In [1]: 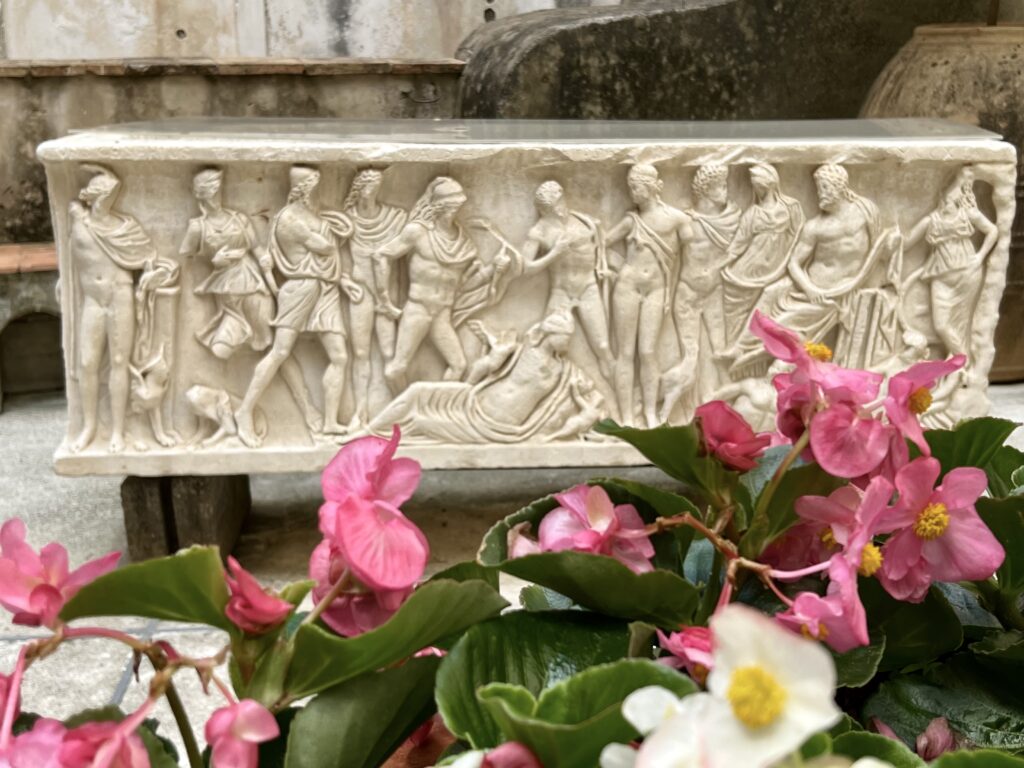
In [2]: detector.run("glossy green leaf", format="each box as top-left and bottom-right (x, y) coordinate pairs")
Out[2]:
(986, 444), (1024, 498)
(284, 658), (440, 768)
(259, 708), (300, 768)
(478, 659), (696, 768)
(931, 751), (1024, 767)
(428, 560), (500, 591)
(520, 585), (575, 612)
(593, 420), (727, 499)
(436, 611), (630, 748)
(970, 630), (1024, 664)
(832, 731), (925, 767)
(278, 581), (315, 608)
(924, 417), (1019, 476)
(863, 654), (1024, 752)
(478, 493), (699, 627)
(60, 546), (233, 632)
(740, 461), (844, 558)
(935, 583), (1002, 639)
(860, 580), (963, 671)
(978, 497), (1024, 593)
(799, 732), (833, 759)
(833, 631), (886, 688)
(284, 579), (507, 701)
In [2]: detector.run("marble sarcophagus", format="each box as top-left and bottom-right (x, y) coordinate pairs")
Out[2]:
(37, 118), (1016, 475)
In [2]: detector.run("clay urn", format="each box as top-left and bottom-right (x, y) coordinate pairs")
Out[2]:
(861, 5), (1024, 381)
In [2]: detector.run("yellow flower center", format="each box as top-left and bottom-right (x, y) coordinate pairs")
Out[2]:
(908, 386), (933, 415)
(859, 543), (883, 577)
(914, 502), (950, 540)
(804, 341), (833, 362)
(800, 622), (829, 641)
(727, 665), (787, 729)
(818, 527), (837, 549)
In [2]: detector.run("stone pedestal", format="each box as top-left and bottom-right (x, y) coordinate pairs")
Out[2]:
(38, 118), (1016, 481)
(121, 474), (250, 560)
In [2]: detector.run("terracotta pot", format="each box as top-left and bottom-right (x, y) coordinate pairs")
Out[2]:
(862, 24), (1024, 381)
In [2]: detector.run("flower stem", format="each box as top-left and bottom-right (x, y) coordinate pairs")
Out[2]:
(0, 646), (27, 750)
(165, 681), (204, 768)
(753, 430), (810, 522)
(63, 625), (150, 652)
(302, 568), (355, 627)
(770, 560), (831, 581)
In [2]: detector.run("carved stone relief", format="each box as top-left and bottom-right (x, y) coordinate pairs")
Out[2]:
(38, 120), (1016, 474)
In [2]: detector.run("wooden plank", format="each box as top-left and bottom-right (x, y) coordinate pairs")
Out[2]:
(0, 243), (58, 274)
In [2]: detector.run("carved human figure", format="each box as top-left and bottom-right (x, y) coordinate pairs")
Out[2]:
(369, 312), (604, 443)
(516, 180), (616, 399)
(182, 168), (275, 360)
(903, 167), (998, 358)
(727, 164), (895, 374)
(68, 165), (179, 453)
(374, 177), (481, 390)
(605, 164), (693, 427)
(341, 169), (408, 427)
(721, 164), (805, 346)
(234, 166), (363, 446)
(660, 164), (743, 421)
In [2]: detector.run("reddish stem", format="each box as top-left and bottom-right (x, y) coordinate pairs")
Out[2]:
(0, 646), (27, 750)
(770, 560), (831, 581)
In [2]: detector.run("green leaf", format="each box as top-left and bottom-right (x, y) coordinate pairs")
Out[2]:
(284, 579), (507, 701)
(478, 493), (700, 627)
(978, 497), (1024, 593)
(863, 654), (1024, 752)
(740, 461), (844, 558)
(436, 610), (630, 748)
(832, 731), (925, 767)
(935, 583), (1003, 639)
(478, 659), (696, 768)
(800, 732), (833, 759)
(931, 751), (1024, 767)
(986, 444), (1024, 498)
(971, 630), (1024, 664)
(833, 631), (886, 688)
(278, 581), (315, 608)
(284, 657), (440, 768)
(520, 585), (575, 612)
(259, 708), (300, 768)
(60, 546), (233, 632)
(593, 420), (727, 499)
(860, 580), (963, 671)
(428, 560), (500, 591)
(925, 417), (1019, 476)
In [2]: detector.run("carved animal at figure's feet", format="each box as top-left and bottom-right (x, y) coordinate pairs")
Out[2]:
(659, 361), (697, 424)
(186, 385), (267, 448)
(129, 347), (178, 448)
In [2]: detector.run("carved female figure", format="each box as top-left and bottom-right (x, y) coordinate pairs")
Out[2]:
(341, 169), (408, 427)
(721, 163), (805, 346)
(605, 164), (692, 427)
(183, 169), (274, 360)
(904, 167), (998, 358)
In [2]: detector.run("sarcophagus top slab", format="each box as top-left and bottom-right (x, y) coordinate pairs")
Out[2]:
(37, 118), (1016, 476)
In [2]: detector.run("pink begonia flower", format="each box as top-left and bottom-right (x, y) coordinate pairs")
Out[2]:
(871, 718), (900, 741)
(0, 672), (18, 729)
(538, 485), (654, 574)
(885, 356), (966, 455)
(506, 522), (541, 559)
(760, 520), (837, 572)
(776, 555), (869, 652)
(205, 700), (279, 768)
(1, 718), (65, 768)
(795, 476), (895, 575)
(318, 428), (429, 593)
(750, 312), (890, 478)
(656, 626), (713, 684)
(694, 401), (771, 471)
(60, 720), (149, 768)
(879, 457), (1003, 603)
(308, 540), (410, 637)
(224, 556), (292, 635)
(0, 519), (119, 628)
(916, 717), (957, 760)
(481, 742), (543, 768)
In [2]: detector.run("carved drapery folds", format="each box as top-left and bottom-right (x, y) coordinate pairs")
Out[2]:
(39, 121), (1016, 474)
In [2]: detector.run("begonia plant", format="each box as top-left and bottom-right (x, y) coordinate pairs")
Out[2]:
(2, 312), (1024, 767)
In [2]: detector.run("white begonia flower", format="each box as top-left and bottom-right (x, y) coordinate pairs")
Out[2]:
(600, 742), (640, 768)
(432, 752), (485, 768)
(700, 604), (842, 768)
(623, 686), (690, 736)
(850, 760), (896, 768)
(602, 686), (711, 768)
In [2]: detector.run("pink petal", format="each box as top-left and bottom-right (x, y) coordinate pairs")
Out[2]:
(62, 551), (120, 594)
(551, 485), (591, 522)
(894, 457), (941, 515)
(810, 404), (891, 478)
(880, 528), (924, 582)
(229, 700), (280, 743)
(0, 519), (44, 579)
(819, 368), (883, 405)
(610, 542), (655, 573)
(0, 558), (38, 614)
(538, 507), (590, 552)
(924, 510), (1004, 582)
(795, 486), (861, 543)
(321, 431), (394, 502)
(936, 467), (988, 512)
(482, 742), (543, 768)
(210, 737), (258, 768)
(917, 717), (957, 760)
(584, 486), (617, 532)
(333, 497), (429, 591)
(507, 522), (541, 558)
(749, 311), (805, 364)
(205, 707), (235, 744)
(27, 584), (65, 628)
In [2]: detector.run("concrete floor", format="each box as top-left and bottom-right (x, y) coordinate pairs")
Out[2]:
(1, 387), (1023, 758)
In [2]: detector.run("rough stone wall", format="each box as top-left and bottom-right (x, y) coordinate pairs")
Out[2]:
(0, 65), (460, 243)
(457, 0), (992, 119)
